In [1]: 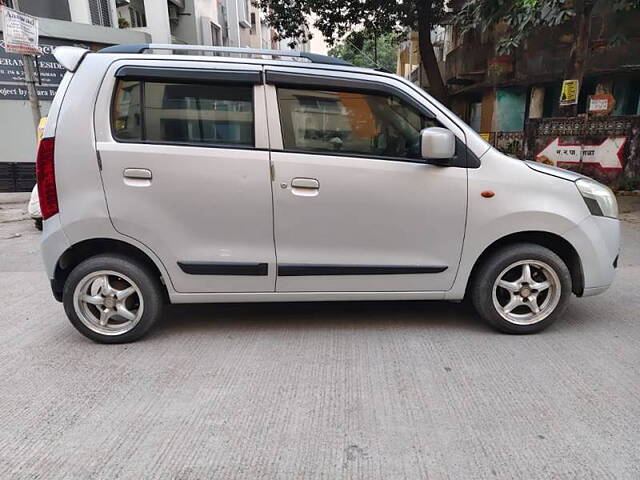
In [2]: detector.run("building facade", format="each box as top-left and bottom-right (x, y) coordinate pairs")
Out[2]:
(115, 0), (277, 49)
(441, 1), (640, 183)
(396, 3), (640, 184)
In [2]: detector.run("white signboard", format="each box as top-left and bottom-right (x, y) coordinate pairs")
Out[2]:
(589, 98), (609, 112)
(1, 6), (39, 55)
(536, 137), (626, 170)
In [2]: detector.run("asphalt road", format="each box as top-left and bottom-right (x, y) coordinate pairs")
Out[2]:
(1, 197), (639, 479)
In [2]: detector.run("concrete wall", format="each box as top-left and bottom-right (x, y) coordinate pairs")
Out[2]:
(19, 0), (71, 21)
(223, 0), (250, 47)
(194, 0), (220, 45)
(526, 116), (640, 185)
(131, 0), (172, 43)
(1, 100), (51, 163)
(480, 90), (495, 133)
(170, 0), (197, 44)
(34, 17), (150, 44)
(68, 0), (92, 24)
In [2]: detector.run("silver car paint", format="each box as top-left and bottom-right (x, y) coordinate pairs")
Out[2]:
(443, 150), (616, 300)
(43, 55), (172, 288)
(93, 60), (276, 293)
(41, 51), (620, 304)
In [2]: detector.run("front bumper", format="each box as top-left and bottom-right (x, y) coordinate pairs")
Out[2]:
(563, 215), (620, 297)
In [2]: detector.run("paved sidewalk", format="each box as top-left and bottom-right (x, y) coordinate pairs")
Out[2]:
(0, 192), (30, 204)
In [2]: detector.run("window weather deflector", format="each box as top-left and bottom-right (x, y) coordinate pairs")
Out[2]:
(114, 66), (262, 85)
(264, 70), (436, 119)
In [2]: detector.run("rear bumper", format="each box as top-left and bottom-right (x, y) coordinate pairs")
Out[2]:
(563, 215), (620, 296)
(41, 214), (70, 297)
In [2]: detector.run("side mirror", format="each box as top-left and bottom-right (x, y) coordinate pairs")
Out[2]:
(420, 127), (455, 164)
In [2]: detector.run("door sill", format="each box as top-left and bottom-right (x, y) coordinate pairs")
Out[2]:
(168, 290), (446, 304)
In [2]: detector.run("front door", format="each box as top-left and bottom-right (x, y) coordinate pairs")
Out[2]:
(96, 62), (276, 293)
(268, 78), (468, 292)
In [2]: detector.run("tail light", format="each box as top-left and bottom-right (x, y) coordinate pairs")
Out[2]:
(36, 137), (59, 220)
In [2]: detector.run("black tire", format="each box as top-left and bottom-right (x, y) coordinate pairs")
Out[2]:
(470, 243), (572, 334)
(34, 218), (42, 231)
(63, 254), (164, 343)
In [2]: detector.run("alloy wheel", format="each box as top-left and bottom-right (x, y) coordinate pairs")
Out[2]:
(73, 270), (144, 336)
(492, 260), (561, 326)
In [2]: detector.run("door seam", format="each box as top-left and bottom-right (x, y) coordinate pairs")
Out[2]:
(262, 67), (279, 293)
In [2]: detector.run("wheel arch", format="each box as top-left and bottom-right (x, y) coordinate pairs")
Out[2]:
(465, 231), (584, 299)
(51, 238), (169, 302)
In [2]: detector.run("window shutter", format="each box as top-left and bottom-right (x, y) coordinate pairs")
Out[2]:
(88, 0), (112, 27)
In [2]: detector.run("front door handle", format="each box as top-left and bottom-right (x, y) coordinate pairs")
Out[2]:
(291, 178), (319, 189)
(124, 168), (152, 179)
(123, 168), (152, 187)
(290, 177), (319, 197)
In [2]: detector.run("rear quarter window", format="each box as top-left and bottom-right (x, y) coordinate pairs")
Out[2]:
(111, 79), (254, 148)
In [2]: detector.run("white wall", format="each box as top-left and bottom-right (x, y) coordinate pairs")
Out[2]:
(136, 0), (172, 43)
(307, 24), (328, 55)
(222, 0), (251, 47)
(194, 0), (220, 45)
(67, 0), (92, 24)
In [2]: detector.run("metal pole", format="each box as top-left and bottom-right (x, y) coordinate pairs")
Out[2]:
(11, 0), (41, 132)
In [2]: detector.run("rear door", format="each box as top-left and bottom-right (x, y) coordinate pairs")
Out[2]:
(94, 61), (276, 293)
(266, 68), (468, 293)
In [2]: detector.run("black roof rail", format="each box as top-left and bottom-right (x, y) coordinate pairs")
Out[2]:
(98, 43), (352, 66)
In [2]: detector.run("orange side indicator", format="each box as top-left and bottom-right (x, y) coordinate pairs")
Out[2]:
(481, 190), (495, 198)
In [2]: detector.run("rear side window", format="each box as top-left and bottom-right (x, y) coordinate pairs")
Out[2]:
(112, 80), (254, 147)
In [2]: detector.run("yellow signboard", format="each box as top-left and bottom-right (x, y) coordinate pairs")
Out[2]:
(480, 133), (491, 142)
(37, 117), (47, 145)
(560, 79), (579, 106)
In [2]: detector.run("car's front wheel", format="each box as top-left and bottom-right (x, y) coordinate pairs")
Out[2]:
(471, 243), (572, 334)
(63, 254), (163, 343)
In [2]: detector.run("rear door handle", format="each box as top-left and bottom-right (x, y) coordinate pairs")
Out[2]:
(123, 168), (152, 187)
(290, 177), (319, 197)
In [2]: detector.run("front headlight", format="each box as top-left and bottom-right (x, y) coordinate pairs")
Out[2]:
(575, 178), (618, 219)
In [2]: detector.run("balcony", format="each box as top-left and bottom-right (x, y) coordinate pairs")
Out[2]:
(444, 42), (492, 86)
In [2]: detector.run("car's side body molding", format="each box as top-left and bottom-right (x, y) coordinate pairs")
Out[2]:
(277, 264), (448, 276)
(178, 261), (269, 276)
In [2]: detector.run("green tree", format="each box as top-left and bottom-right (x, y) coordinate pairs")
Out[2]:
(328, 30), (401, 73)
(455, 0), (640, 116)
(256, 0), (449, 105)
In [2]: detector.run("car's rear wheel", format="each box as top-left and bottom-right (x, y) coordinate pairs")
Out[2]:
(471, 243), (572, 334)
(63, 254), (163, 343)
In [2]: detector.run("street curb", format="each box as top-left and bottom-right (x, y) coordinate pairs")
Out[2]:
(0, 193), (30, 204)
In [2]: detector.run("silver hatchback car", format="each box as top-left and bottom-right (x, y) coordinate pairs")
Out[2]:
(38, 44), (620, 343)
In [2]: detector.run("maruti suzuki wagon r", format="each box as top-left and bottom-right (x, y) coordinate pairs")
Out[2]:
(37, 44), (620, 343)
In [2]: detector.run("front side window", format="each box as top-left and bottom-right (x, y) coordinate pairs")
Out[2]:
(277, 88), (440, 159)
(112, 79), (254, 148)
